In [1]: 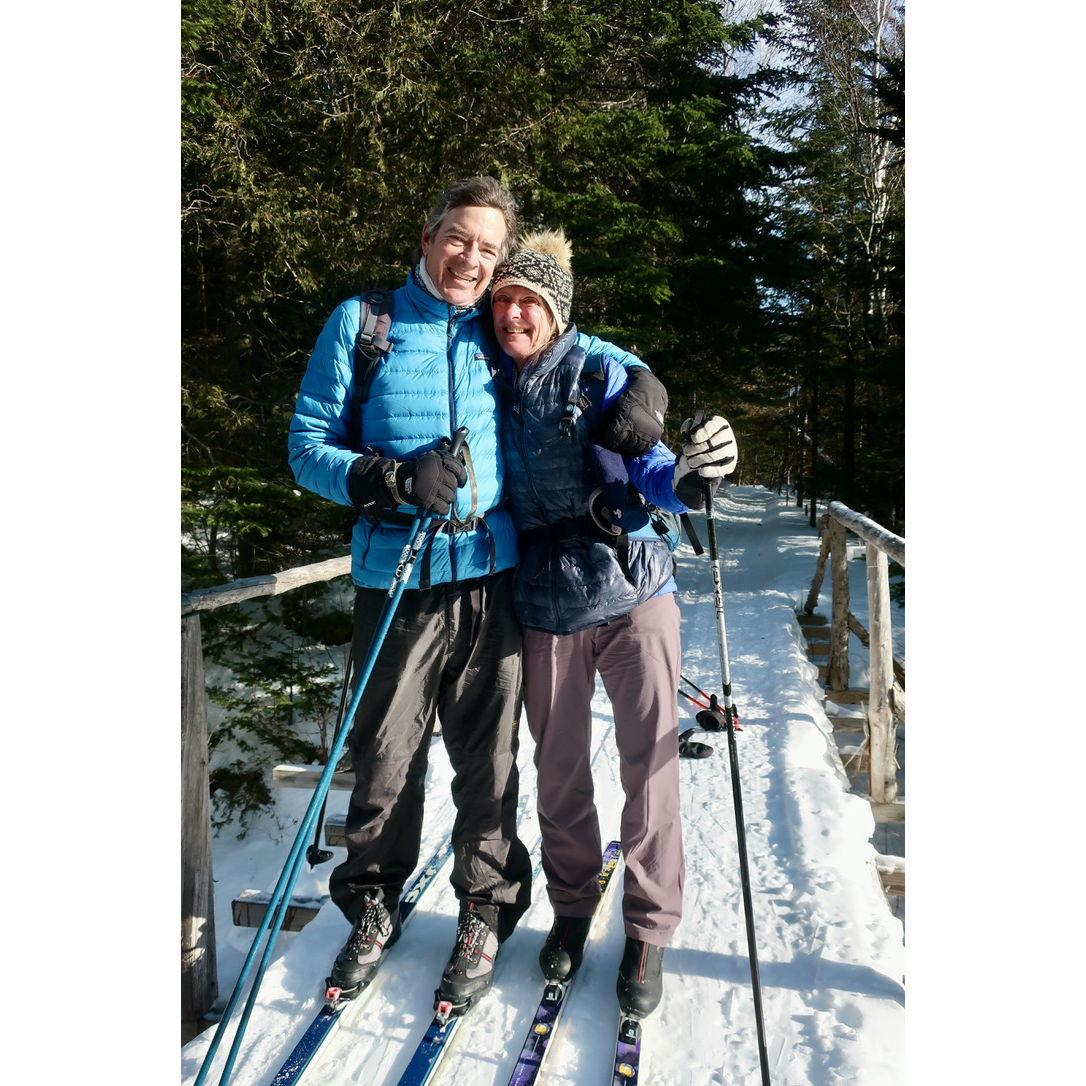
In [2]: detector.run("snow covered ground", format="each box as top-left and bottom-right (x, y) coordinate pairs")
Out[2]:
(183, 486), (905, 1085)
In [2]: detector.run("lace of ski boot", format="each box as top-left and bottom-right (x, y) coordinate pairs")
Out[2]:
(343, 893), (392, 959)
(451, 909), (491, 967)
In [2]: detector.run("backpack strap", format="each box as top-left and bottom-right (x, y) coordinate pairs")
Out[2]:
(554, 347), (596, 438)
(349, 290), (394, 452)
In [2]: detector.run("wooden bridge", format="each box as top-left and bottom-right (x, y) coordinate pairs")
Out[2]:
(797, 501), (905, 916)
(181, 493), (906, 1041)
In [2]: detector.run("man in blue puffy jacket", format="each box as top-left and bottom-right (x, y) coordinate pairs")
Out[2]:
(287, 177), (660, 1013)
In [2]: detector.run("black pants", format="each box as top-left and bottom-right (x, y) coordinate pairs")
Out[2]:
(329, 570), (532, 940)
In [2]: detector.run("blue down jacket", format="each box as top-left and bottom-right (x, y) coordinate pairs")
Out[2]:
(288, 272), (646, 590)
(499, 324), (688, 634)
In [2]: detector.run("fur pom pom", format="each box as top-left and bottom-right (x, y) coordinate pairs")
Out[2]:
(519, 228), (573, 274)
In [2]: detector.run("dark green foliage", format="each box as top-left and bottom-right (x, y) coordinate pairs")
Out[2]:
(209, 762), (272, 836)
(203, 595), (350, 825)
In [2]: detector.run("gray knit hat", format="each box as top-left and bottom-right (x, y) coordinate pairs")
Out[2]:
(490, 228), (574, 330)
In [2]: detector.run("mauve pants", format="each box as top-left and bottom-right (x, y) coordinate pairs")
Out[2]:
(522, 592), (684, 946)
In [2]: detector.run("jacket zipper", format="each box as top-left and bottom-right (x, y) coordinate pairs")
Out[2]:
(512, 371), (559, 631)
(447, 311), (458, 582)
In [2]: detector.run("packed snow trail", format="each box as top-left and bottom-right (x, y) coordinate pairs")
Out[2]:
(183, 486), (905, 1086)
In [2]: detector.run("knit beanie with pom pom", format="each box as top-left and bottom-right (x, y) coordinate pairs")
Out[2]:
(490, 228), (574, 330)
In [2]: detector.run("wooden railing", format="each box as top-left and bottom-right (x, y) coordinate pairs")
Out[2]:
(804, 501), (905, 807)
(180, 554), (351, 1022)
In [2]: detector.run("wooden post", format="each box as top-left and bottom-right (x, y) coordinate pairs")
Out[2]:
(865, 543), (897, 803)
(182, 614), (217, 1020)
(803, 515), (831, 614)
(827, 518), (849, 691)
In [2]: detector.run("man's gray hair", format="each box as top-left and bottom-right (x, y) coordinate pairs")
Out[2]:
(424, 176), (519, 260)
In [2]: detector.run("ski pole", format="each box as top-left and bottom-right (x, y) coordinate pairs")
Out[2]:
(680, 672), (712, 703)
(306, 643), (355, 868)
(677, 685), (711, 710)
(196, 429), (469, 1086)
(698, 471), (771, 1086)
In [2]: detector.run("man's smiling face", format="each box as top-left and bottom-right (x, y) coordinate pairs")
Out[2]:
(421, 205), (507, 307)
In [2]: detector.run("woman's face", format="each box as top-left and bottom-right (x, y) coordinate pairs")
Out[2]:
(492, 286), (558, 364)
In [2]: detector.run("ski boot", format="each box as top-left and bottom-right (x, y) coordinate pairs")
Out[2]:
(325, 891), (400, 1007)
(539, 915), (593, 982)
(434, 902), (500, 1020)
(615, 936), (665, 1018)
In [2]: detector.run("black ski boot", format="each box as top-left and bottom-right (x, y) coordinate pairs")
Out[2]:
(616, 936), (665, 1018)
(326, 891), (400, 1004)
(539, 915), (593, 982)
(434, 903), (500, 1015)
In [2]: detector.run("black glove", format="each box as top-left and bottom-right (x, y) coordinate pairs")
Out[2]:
(678, 728), (713, 759)
(391, 448), (468, 516)
(599, 369), (668, 456)
(346, 455), (397, 518)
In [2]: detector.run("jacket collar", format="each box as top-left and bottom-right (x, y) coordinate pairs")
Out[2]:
(402, 268), (486, 324)
(504, 323), (579, 385)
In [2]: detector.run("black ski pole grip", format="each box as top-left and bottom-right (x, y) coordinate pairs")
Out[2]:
(449, 427), (469, 458)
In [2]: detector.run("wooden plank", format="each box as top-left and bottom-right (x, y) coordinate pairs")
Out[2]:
(828, 519), (850, 691)
(797, 612), (828, 627)
(817, 665), (828, 681)
(878, 868), (905, 895)
(272, 764), (355, 791)
(829, 715), (867, 733)
(866, 543), (897, 804)
(181, 554), (352, 616)
(827, 501), (906, 567)
(325, 812), (348, 848)
(869, 800), (905, 823)
(804, 626), (831, 642)
(835, 717), (902, 739)
(806, 642), (830, 658)
(823, 687), (870, 705)
(231, 890), (327, 932)
(181, 615), (217, 1020)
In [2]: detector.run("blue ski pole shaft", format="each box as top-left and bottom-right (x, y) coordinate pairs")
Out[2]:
(702, 480), (771, 1086)
(196, 430), (469, 1086)
(195, 515), (425, 1086)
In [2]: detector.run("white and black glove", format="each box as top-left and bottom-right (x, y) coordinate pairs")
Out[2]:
(673, 414), (738, 510)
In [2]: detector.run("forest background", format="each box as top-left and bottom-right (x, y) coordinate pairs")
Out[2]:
(181, 0), (905, 822)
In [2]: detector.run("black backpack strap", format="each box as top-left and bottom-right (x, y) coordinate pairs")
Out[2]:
(349, 290), (394, 451)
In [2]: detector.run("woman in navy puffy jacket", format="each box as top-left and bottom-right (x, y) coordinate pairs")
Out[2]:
(491, 229), (738, 1019)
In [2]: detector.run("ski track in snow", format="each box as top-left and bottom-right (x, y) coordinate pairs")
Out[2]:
(182, 487), (905, 1086)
